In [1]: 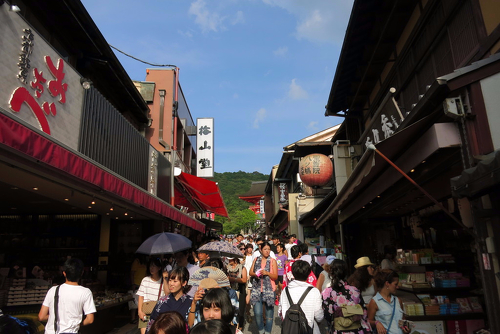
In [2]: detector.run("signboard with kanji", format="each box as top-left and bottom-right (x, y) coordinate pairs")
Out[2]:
(196, 118), (214, 177)
(0, 6), (84, 150)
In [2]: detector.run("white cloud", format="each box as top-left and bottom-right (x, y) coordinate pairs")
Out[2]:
(288, 79), (308, 100)
(273, 46), (288, 57)
(232, 11), (245, 25)
(188, 1), (245, 33)
(177, 30), (194, 38)
(253, 108), (267, 128)
(189, 0), (224, 32)
(307, 121), (319, 131)
(261, 0), (354, 44)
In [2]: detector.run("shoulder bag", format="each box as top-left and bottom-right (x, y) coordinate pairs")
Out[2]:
(141, 279), (163, 315)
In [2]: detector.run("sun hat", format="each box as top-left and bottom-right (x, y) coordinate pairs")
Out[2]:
(354, 256), (375, 268)
(326, 255), (337, 265)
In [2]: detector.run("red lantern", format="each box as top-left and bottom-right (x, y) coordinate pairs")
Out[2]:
(299, 154), (333, 187)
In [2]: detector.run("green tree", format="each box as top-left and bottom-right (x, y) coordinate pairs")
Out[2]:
(211, 171), (268, 234)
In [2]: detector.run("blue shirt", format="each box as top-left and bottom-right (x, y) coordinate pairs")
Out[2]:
(146, 293), (192, 333)
(373, 292), (404, 334)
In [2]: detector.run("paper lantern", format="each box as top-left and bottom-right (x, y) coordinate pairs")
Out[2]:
(299, 154), (333, 187)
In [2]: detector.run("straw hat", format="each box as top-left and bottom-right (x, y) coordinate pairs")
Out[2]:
(354, 256), (375, 268)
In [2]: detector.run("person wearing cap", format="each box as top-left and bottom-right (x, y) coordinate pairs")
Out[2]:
(315, 254), (336, 292)
(347, 257), (377, 305)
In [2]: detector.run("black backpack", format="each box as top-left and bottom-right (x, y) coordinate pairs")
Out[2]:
(311, 255), (323, 278)
(281, 286), (314, 334)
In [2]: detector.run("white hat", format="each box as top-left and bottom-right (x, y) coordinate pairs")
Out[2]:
(326, 255), (336, 265)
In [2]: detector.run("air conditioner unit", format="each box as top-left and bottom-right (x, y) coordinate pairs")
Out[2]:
(443, 97), (464, 119)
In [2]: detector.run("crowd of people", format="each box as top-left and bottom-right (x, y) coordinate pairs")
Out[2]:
(126, 234), (412, 334)
(0, 235), (411, 334)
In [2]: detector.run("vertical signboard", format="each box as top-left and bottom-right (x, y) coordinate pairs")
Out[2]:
(259, 199), (265, 214)
(0, 6), (84, 150)
(278, 182), (288, 203)
(196, 118), (214, 177)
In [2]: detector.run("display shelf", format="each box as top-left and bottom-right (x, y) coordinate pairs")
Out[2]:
(400, 286), (473, 294)
(406, 313), (485, 321)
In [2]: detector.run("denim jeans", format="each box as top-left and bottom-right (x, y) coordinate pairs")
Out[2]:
(253, 295), (274, 334)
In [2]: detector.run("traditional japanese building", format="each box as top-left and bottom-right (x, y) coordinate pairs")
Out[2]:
(312, 0), (500, 331)
(264, 125), (340, 241)
(0, 1), (224, 328)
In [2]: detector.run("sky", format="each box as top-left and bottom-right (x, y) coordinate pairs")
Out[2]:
(81, 0), (353, 173)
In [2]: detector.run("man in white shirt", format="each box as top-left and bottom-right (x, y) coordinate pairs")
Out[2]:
(285, 235), (295, 260)
(279, 260), (324, 334)
(39, 258), (96, 334)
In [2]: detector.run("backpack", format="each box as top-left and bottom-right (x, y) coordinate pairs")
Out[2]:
(281, 286), (314, 334)
(310, 255), (323, 278)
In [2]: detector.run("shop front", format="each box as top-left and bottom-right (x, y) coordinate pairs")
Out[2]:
(0, 2), (207, 331)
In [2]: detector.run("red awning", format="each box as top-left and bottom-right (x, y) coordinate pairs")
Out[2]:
(0, 112), (205, 232)
(175, 172), (228, 217)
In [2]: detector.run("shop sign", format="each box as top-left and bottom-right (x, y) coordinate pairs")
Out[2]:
(0, 7), (84, 150)
(148, 147), (158, 196)
(259, 199), (264, 214)
(360, 90), (404, 150)
(278, 182), (288, 203)
(196, 118), (214, 177)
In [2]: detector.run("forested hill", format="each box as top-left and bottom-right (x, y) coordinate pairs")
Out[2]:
(212, 171), (268, 234)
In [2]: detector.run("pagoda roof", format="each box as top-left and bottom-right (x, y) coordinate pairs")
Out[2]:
(238, 181), (267, 203)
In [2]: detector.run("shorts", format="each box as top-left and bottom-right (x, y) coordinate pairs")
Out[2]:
(277, 275), (283, 284)
(138, 315), (149, 329)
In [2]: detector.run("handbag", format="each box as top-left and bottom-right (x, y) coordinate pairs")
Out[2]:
(141, 279), (163, 315)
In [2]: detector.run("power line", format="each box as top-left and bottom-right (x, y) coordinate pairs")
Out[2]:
(109, 44), (177, 68)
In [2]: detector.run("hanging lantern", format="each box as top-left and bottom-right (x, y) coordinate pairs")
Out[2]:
(299, 153), (333, 187)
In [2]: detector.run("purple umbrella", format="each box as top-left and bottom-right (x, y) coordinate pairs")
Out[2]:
(136, 232), (192, 255)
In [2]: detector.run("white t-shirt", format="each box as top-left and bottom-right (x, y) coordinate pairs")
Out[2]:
(285, 243), (294, 260)
(42, 283), (96, 334)
(137, 276), (164, 302)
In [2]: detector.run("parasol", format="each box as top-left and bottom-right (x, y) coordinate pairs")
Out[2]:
(197, 241), (244, 258)
(136, 232), (192, 255)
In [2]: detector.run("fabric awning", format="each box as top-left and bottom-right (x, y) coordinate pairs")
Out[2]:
(315, 119), (460, 228)
(175, 172), (228, 217)
(200, 218), (223, 232)
(0, 112), (205, 232)
(451, 149), (500, 198)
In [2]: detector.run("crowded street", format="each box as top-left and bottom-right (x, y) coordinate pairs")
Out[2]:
(1, 0), (500, 334)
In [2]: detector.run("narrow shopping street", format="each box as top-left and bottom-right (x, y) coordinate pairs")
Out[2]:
(1, 0), (500, 334)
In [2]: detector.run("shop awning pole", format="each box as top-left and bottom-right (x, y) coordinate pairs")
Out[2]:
(367, 144), (475, 238)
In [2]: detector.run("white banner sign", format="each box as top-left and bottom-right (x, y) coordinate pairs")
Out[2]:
(196, 118), (214, 177)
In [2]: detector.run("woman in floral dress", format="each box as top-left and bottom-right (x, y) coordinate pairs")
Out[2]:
(322, 259), (372, 334)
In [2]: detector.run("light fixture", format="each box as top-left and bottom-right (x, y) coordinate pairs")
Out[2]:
(64, 198), (69, 201)
(124, 212), (128, 216)
(91, 198), (96, 205)
(110, 206), (114, 211)
(9, 4), (21, 12)
(80, 77), (93, 90)
(33, 187), (38, 191)
(88, 206), (92, 209)
(410, 169), (415, 173)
